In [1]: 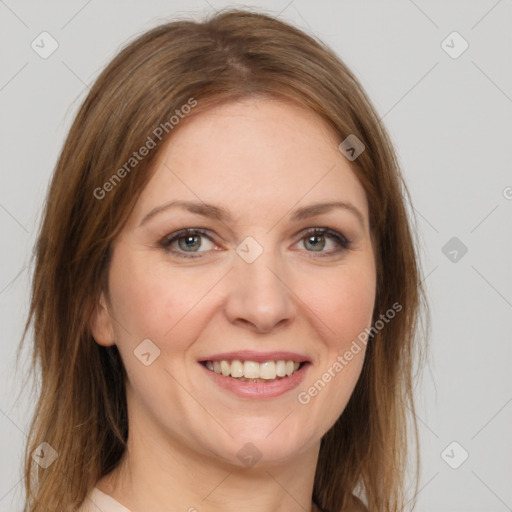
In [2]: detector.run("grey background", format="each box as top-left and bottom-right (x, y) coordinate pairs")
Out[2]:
(1, 1), (511, 510)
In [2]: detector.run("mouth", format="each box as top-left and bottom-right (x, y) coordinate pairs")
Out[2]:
(198, 357), (311, 399)
(199, 359), (307, 383)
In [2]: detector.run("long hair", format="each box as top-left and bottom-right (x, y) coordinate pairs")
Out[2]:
(19, 8), (428, 511)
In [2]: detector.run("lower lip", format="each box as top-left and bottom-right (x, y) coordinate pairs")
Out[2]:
(199, 362), (311, 399)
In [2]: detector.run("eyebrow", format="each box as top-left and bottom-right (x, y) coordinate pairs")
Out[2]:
(139, 199), (366, 229)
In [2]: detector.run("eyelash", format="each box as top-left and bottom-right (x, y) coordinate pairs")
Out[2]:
(159, 227), (352, 259)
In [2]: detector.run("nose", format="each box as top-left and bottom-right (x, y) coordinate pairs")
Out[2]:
(223, 246), (296, 333)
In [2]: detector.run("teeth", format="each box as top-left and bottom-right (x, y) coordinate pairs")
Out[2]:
(231, 360), (244, 377)
(276, 360), (287, 377)
(204, 359), (302, 380)
(221, 360), (230, 377)
(244, 361), (260, 379)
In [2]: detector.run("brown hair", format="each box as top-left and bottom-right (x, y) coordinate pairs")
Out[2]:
(19, 8), (428, 512)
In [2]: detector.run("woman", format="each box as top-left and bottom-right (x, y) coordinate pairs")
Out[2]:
(21, 8), (428, 512)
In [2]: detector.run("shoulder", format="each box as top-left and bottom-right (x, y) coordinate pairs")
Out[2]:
(76, 487), (130, 512)
(75, 493), (93, 512)
(75, 488), (99, 512)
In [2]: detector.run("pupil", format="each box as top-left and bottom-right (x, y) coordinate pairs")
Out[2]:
(180, 235), (200, 251)
(307, 235), (324, 251)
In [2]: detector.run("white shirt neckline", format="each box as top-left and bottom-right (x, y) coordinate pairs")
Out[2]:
(85, 486), (132, 512)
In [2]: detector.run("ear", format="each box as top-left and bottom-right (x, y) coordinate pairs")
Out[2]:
(89, 291), (115, 347)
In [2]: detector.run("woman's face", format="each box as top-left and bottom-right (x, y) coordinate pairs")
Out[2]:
(92, 97), (376, 468)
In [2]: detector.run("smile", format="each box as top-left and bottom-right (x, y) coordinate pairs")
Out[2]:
(199, 359), (311, 399)
(202, 359), (303, 381)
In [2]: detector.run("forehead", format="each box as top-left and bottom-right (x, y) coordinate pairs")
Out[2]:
(130, 97), (369, 227)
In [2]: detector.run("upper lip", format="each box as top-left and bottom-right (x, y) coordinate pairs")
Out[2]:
(199, 350), (312, 364)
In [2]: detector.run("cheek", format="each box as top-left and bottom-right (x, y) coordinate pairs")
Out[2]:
(333, 281), (375, 346)
(295, 265), (375, 424)
(107, 251), (221, 343)
(298, 261), (376, 349)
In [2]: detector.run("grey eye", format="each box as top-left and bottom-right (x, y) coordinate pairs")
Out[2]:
(178, 234), (203, 251)
(303, 234), (326, 251)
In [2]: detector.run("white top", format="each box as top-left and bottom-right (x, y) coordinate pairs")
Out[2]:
(79, 487), (131, 512)
(80, 487), (329, 512)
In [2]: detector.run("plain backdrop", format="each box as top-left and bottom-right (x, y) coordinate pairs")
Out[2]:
(1, 1), (511, 511)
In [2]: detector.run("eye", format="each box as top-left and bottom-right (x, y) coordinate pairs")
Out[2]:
(294, 228), (352, 256)
(159, 228), (217, 259)
(159, 227), (352, 259)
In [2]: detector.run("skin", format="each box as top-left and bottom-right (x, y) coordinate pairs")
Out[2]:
(90, 96), (375, 512)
